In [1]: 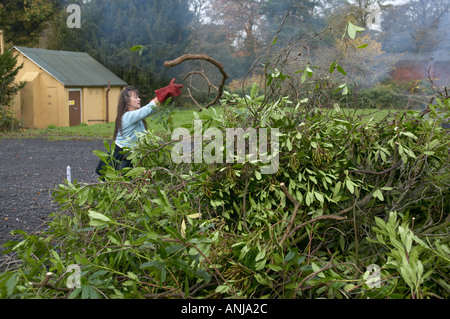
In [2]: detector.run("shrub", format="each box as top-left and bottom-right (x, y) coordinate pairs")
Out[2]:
(0, 106), (23, 132)
(0, 49), (24, 108)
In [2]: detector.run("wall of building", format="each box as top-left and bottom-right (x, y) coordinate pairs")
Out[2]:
(13, 49), (123, 129)
(14, 51), (66, 129)
(81, 86), (121, 125)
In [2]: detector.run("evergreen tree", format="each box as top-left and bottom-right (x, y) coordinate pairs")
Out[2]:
(0, 0), (58, 47)
(0, 50), (25, 107)
(45, 0), (195, 97)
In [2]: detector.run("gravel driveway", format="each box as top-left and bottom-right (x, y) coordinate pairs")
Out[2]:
(0, 138), (106, 252)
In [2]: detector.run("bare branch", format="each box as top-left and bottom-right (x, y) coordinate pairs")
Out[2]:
(164, 54), (229, 110)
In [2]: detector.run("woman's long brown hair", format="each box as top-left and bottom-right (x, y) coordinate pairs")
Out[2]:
(113, 86), (148, 141)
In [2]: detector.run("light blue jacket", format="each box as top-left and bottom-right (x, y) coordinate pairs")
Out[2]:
(115, 100), (156, 148)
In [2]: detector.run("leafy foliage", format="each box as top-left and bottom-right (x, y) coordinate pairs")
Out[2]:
(0, 50), (25, 108)
(0, 0), (57, 47)
(0, 50), (25, 131)
(1, 84), (448, 299)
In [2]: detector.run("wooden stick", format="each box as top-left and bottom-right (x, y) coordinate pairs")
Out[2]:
(164, 54), (229, 109)
(29, 272), (53, 287)
(29, 272), (71, 292)
(183, 70), (218, 91)
(280, 182), (301, 245)
(286, 215), (347, 239)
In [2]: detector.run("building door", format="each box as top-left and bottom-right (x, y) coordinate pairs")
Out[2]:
(69, 90), (81, 126)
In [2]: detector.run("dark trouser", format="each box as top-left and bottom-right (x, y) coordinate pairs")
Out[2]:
(95, 144), (132, 176)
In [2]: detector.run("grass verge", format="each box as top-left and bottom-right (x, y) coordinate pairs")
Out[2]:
(0, 107), (402, 141)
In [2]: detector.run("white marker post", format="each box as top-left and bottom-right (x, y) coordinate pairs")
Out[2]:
(67, 165), (72, 183)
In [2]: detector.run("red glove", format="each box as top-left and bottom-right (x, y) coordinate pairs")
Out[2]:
(155, 78), (183, 104)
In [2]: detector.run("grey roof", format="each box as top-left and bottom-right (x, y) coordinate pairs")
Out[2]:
(14, 46), (127, 87)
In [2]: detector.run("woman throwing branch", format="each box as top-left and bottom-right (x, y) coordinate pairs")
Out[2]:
(96, 79), (183, 175)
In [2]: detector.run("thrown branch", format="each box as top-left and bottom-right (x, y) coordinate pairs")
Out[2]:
(183, 70), (218, 92)
(164, 54), (229, 110)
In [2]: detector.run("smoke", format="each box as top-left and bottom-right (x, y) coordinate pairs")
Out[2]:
(378, 0), (450, 86)
(428, 9), (450, 85)
(433, 9), (450, 55)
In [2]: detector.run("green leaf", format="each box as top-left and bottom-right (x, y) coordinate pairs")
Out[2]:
(284, 250), (296, 262)
(74, 254), (90, 265)
(344, 284), (355, 291)
(254, 273), (268, 285)
(255, 259), (267, 271)
(416, 260), (424, 281)
(126, 167), (147, 177)
(196, 269), (211, 283)
(314, 191), (324, 203)
(295, 190), (303, 203)
(6, 273), (18, 296)
(81, 285), (90, 299)
(336, 65), (347, 76)
(68, 288), (82, 299)
(255, 250), (266, 262)
(400, 265), (414, 289)
(333, 103), (341, 113)
(88, 210), (111, 222)
(347, 21), (365, 39)
(305, 192), (311, 206)
(339, 235), (345, 251)
(346, 179), (355, 194)
(268, 264), (283, 271)
(160, 266), (167, 284)
(312, 262), (325, 278)
(330, 61), (337, 74)
(130, 45), (144, 51)
(301, 69), (308, 83)
(88, 210), (113, 226)
(373, 189), (384, 201)
(165, 226), (184, 241)
(92, 150), (109, 159)
(356, 43), (369, 49)
(400, 131), (418, 140)
(216, 284), (230, 294)
(427, 139), (439, 150)
(286, 138), (292, 151)
(239, 245), (250, 260)
(126, 272), (139, 282)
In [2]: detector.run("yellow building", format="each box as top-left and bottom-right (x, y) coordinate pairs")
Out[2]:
(12, 46), (127, 129)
